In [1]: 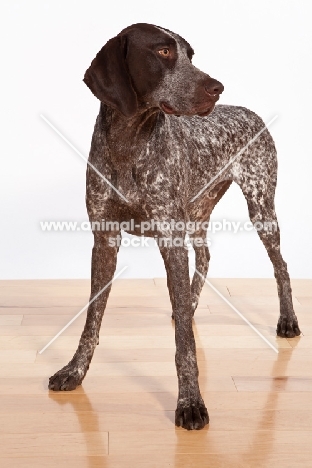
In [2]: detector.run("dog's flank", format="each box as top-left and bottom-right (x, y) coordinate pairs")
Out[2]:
(48, 23), (300, 430)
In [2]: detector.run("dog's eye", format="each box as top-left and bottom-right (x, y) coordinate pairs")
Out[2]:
(158, 48), (170, 57)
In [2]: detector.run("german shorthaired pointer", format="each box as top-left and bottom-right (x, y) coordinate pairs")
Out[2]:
(49, 23), (301, 430)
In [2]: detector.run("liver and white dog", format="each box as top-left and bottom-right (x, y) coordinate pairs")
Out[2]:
(49, 24), (300, 430)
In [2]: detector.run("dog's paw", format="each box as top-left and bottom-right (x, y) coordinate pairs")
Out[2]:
(277, 316), (301, 338)
(48, 364), (85, 391)
(175, 401), (209, 430)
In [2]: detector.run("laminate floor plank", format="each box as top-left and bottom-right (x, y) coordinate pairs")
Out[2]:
(0, 278), (311, 467)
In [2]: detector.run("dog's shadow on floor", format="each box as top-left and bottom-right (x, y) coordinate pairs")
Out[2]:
(48, 388), (106, 467)
(238, 337), (301, 465)
(47, 311), (178, 464)
(174, 324), (301, 466)
(48, 321), (301, 466)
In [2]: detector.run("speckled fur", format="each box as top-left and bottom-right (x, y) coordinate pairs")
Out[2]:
(49, 23), (301, 430)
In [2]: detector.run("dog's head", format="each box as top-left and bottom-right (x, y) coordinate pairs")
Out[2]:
(84, 23), (223, 118)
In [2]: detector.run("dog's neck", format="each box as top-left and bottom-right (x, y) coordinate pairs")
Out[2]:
(97, 103), (162, 200)
(100, 103), (161, 171)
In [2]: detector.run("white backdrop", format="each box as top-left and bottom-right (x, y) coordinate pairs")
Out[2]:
(1, 0), (311, 279)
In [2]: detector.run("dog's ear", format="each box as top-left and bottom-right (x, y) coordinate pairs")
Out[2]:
(83, 35), (138, 118)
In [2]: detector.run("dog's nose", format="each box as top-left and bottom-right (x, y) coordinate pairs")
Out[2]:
(204, 79), (224, 96)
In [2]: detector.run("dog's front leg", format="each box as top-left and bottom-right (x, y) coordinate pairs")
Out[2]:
(159, 238), (209, 430)
(49, 231), (119, 391)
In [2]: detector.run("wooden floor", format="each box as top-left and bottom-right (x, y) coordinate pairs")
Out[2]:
(0, 278), (312, 467)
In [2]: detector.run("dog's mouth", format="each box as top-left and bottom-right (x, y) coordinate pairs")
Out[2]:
(160, 101), (215, 117)
(196, 105), (215, 117)
(160, 101), (178, 115)
(194, 98), (218, 117)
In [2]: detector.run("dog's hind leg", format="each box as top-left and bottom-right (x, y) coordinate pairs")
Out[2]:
(161, 229), (210, 318)
(159, 247), (176, 319)
(189, 229), (210, 315)
(159, 234), (210, 319)
(49, 231), (120, 391)
(241, 179), (301, 338)
(189, 181), (231, 316)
